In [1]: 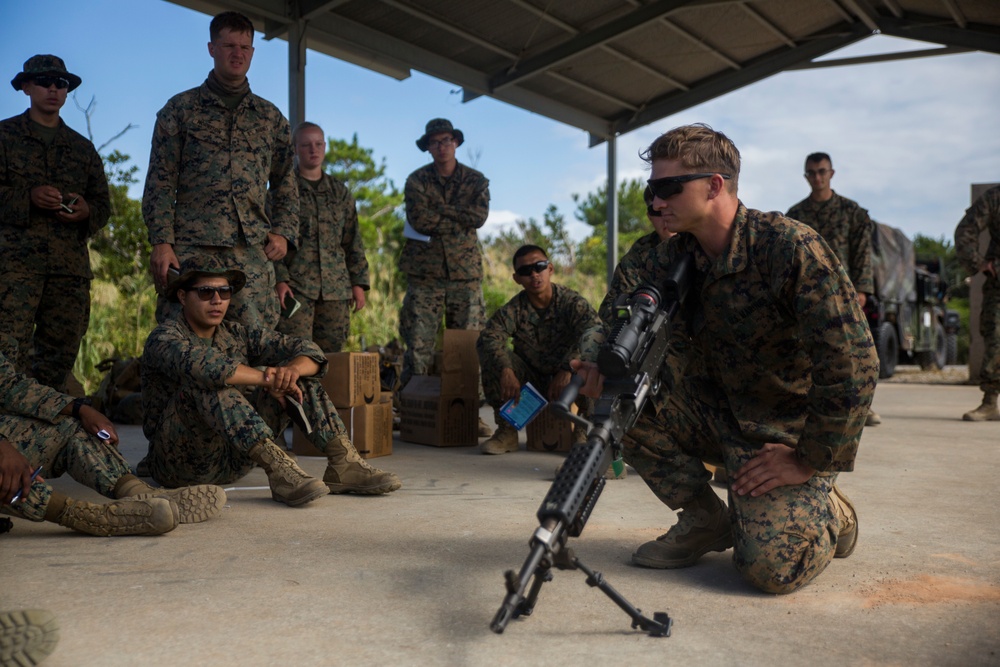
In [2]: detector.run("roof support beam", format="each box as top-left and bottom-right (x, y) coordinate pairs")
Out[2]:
(738, 3), (797, 48)
(941, 0), (968, 29)
(596, 24), (871, 144)
(490, 0), (696, 92)
(877, 15), (1000, 54)
(786, 45), (971, 69)
(839, 0), (882, 31)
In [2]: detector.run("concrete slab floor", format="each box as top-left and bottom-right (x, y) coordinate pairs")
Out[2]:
(1, 381), (998, 666)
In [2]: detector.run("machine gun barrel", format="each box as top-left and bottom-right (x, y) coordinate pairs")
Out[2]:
(491, 253), (694, 637)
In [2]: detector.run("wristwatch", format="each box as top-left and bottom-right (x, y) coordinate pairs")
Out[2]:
(72, 397), (92, 419)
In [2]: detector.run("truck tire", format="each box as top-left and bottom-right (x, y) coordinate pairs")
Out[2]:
(917, 322), (947, 370)
(946, 332), (958, 365)
(877, 322), (898, 379)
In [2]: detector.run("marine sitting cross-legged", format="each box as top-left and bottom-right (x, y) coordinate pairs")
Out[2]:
(140, 258), (401, 507)
(0, 335), (225, 537)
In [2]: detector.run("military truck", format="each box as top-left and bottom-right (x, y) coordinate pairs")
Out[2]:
(864, 222), (960, 379)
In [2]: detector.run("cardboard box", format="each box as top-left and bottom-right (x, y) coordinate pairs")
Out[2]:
(439, 329), (481, 396)
(291, 403), (393, 459)
(399, 375), (478, 447)
(526, 404), (578, 453)
(324, 352), (379, 408)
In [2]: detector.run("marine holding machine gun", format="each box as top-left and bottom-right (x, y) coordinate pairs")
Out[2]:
(490, 252), (695, 637)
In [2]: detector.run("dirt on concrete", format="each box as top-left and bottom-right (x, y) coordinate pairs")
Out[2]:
(880, 365), (971, 385)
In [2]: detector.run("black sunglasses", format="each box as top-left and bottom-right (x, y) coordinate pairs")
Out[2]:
(647, 173), (731, 200)
(186, 285), (234, 301)
(32, 76), (70, 90)
(515, 260), (550, 277)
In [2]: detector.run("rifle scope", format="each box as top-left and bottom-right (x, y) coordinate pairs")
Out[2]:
(598, 285), (661, 379)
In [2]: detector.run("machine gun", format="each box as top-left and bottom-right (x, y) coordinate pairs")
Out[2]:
(490, 253), (695, 637)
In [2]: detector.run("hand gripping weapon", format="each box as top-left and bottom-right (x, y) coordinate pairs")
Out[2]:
(491, 253), (694, 636)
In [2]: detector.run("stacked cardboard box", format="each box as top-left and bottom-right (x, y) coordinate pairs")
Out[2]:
(526, 403), (580, 453)
(399, 329), (481, 447)
(291, 352), (392, 458)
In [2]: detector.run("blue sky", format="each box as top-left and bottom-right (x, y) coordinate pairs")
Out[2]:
(2, 0), (998, 244)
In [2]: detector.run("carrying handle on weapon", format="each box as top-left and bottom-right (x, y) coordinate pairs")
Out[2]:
(550, 374), (592, 431)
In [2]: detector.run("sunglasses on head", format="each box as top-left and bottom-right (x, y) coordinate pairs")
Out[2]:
(186, 285), (234, 301)
(32, 76), (70, 90)
(515, 260), (550, 277)
(646, 173), (731, 201)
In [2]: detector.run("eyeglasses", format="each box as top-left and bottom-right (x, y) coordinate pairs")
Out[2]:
(427, 137), (455, 149)
(515, 260), (550, 277)
(186, 286), (234, 301)
(805, 169), (831, 177)
(646, 173), (731, 200)
(32, 76), (70, 90)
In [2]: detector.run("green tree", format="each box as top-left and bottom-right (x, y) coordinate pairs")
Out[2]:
(89, 150), (150, 292)
(324, 134), (404, 259)
(573, 178), (649, 276)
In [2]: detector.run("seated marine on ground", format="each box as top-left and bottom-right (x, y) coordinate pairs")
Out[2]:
(0, 334), (225, 537)
(476, 245), (603, 455)
(139, 258), (401, 507)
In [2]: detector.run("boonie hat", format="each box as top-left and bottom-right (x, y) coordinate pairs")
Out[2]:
(416, 118), (464, 152)
(166, 256), (247, 302)
(11, 54), (82, 92)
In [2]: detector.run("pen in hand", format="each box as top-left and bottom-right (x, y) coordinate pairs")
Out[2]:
(9, 465), (43, 505)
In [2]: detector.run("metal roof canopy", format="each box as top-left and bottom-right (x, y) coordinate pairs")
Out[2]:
(172, 0), (1000, 144)
(168, 0), (1000, 284)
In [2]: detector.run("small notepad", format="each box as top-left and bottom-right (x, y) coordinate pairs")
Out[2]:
(498, 382), (547, 431)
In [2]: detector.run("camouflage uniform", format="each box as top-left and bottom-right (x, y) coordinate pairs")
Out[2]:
(142, 78), (298, 329)
(786, 191), (874, 295)
(955, 185), (1000, 393)
(477, 283), (602, 409)
(141, 316), (352, 488)
(275, 172), (368, 352)
(622, 204), (878, 593)
(399, 162), (489, 386)
(0, 110), (110, 390)
(0, 336), (131, 523)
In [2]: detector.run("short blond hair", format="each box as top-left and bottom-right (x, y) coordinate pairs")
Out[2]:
(641, 123), (740, 193)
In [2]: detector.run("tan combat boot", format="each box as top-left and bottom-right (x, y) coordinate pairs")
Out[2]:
(323, 435), (401, 495)
(830, 483), (859, 558)
(55, 496), (179, 537)
(632, 487), (732, 568)
(865, 409), (882, 426)
(114, 475), (227, 523)
(0, 609), (60, 667)
(248, 440), (329, 507)
(480, 413), (519, 455)
(962, 392), (1000, 421)
(477, 416), (493, 438)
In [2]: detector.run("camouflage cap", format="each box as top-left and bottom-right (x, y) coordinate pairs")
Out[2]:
(416, 118), (464, 152)
(166, 256), (247, 302)
(11, 54), (82, 92)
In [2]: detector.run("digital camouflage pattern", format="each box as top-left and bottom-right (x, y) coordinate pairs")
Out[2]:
(277, 297), (351, 353)
(477, 283), (603, 407)
(623, 204), (876, 592)
(787, 191), (874, 295)
(275, 172), (368, 352)
(399, 279), (483, 387)
(141, 316), (352, 487)
(400, 162), (489, 280)
(0, 110), (110, 387)
(597, 231), (662, 327)
(622, 393), (841, 594)
(955, 185), (1000, 392)
(0, 335), (131, 522)
(399, 162), (489, 385)
(142, 80), (298, 328)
